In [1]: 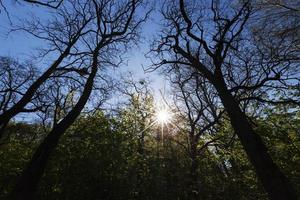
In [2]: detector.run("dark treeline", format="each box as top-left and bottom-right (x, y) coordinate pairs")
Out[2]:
(0, 100), (300, 199)
(0, 0), (299, 200)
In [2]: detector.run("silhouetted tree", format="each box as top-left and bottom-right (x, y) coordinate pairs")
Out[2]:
(9, 0), (147, 199)
(0, 0), (92, 138)
(150, 0), (299, 199)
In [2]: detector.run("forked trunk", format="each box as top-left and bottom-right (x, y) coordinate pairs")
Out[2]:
(9, 56), (98, 200)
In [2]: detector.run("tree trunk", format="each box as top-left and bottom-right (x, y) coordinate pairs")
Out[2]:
(9, 55), (98, 200)
(214, 80), (298, 200)
(189, 138), (200, 200)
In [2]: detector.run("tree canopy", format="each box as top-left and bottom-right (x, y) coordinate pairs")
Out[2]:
(0, 0), (299, 200)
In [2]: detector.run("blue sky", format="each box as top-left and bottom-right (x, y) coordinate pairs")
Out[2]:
(0, 1), (166, 97)
(0, 1), (168, 122)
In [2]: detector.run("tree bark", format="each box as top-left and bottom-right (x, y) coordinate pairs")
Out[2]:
(213, 79), (298, 200)
(9, 53), (98, 200)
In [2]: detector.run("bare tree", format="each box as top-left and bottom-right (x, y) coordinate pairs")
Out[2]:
(0, 0), (63, 10)
(0, 0), (93, 138)
(150, 0), (299, 199)
(236, 0), (300, 107)
(9, 0), (147, 199)
(0, 57), (38, 115)
(20, 0), (64, 8)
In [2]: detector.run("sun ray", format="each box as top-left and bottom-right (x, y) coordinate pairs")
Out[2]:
(137, 119), (158, 135)
(161, 122), (164, 146)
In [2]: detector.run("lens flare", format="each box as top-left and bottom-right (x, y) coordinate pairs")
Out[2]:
(155, 109), (172, 124)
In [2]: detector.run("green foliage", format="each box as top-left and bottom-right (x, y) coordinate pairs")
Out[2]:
(0, 108), (299, 199)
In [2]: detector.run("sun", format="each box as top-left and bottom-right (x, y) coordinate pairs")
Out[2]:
(155, 108), (172, 124)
